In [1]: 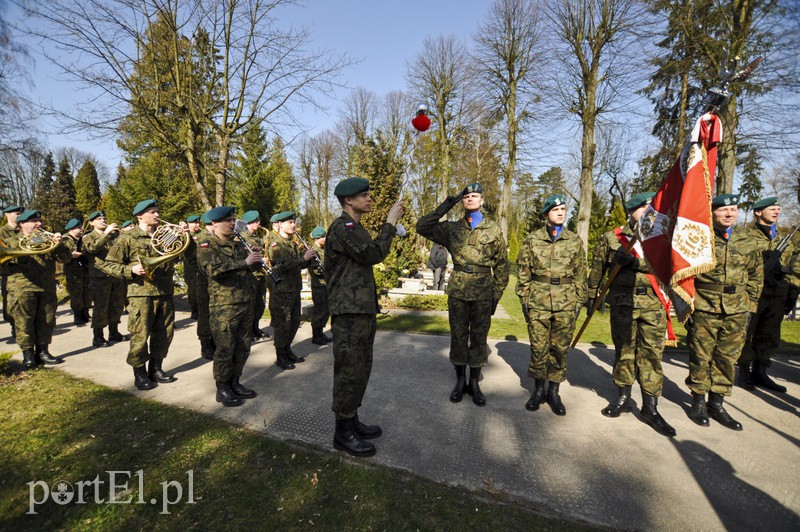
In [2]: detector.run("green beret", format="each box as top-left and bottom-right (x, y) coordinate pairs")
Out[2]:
(242, 210), (261, 223)
(132, 199), (157, 216)
(625, 192), (656, 212)
(752, 196), (779, 211)
(711, 193), (739, 209)
(334, 177), (369, 197)
(121, 220), (134, 228)
(541, 194), (567, 215)
(87, 210), (105, 221)
(17, 209), (42, 222)
(461, 182), (483, 195)
(206, 206), (236, 222)
(64, 218), (81, 231)
(2, 205), (24, 214)
(186, 215), (201, 223)
(271, 210), (295, 223)
(200, 212), (212, 224)
(310, 226), (326, 239)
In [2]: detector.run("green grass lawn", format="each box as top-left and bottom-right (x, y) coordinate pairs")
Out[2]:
(0, 366), (591, 531)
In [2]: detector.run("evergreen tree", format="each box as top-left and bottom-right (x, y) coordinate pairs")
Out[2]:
(30, 152), (55, 214)
(524, 167), (565, 232)
(48, 156), (79, 230)
(736, 142), (763, 213)
(74, 159), (102, 216)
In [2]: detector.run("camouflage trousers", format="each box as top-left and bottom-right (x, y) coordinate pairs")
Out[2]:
(210, 301), (254, 382)
(8, 288), (57, 349)
(687, 311), (747, 396)
(2, 274), (12, 324)
(252, 276), (267, 331)
(185, 266), (199, 316)
(448, 296), (493, 367)
(65, 269), (90, 314)
(610, 305), (666, 396)
(269, 291), (300, 348)
(126, 296), (175, 368)
(311, 285), (329, 330)
(331, 313), (376, 420)
(525, 309), (577, 383)
(196, 275), (211, 340)
(739, 295), (784, 366)
(89, 275), (125, 328)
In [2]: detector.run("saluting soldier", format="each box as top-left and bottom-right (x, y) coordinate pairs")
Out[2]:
(687, 194), (762, 431)
(417, 183), (509, 406)
(83, 210), (127, 347)
(195, 212), (215, 360)
(6, 210), (71, 368)
(103, 199), (183, 391)
(309, 226), (332, 345)
(588, 192), (676, 437)
(182, 214), (202, 320)
(62, 218), (90, 326)
(326, 177), (403, 457)
(241, 210), (269, 340)
(516, 194), (587, 416)
(267, 210), (315, 370)
(737, 196), (793, 393)
(196, 206), (263, 407)
(1, 205), (25, 338)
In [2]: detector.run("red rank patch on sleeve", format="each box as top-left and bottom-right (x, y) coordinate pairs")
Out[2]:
(199, 242), (209, 248)
(345, 222), (354, 230)
(271, 242), (278, 247)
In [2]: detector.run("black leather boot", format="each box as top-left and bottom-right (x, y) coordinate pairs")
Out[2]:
(752, 361), (787, 393)
(252, 326), (267, 340)
(82, 308), (91, 323)
(707, 392), (743, 431)
(333, 418), (376, 457)
(525, 379), (546, 411)
(467, 366), (486, 406)
(353, 414), (382, 439)
(640, 394), (676, 437)
(200, 337), (215, 360)
(737, 361), (755, 391)
(546, 381), (566, 416)
(275, 346), (295, 370)
(230, 376), (257, 398)
(73, 310), (87, 326)
(312, 328), (327, 345)
(133, 365), (156, 390)
(285, 346), (305, 363)
(216, 380), (243, 407)
(689, 392), (709, 427)
(108, 323), (129, 342)
(449, 365), (467, 403)
(148, 359), (176, 383)
(601, 385), (632, 417)
(36, 345), (63, 365)
(22, 348), (38, 370)
(92, 327), (110, 348)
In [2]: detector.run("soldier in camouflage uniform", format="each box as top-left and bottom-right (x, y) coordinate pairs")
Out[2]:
(62, 218), (90, 326)
(417, 182), (509, 407)
(1, 205), (24, 338)
(516, 194), (587, 416)
(182, 214), (202, 320)
(6, 210), (71, 368)
(83, 210), (127, 347)
(326, 177), (403, 457)
(103, 200), (184, 391)
(196, 206), (262, 407)
(267, 210), (315, 370)
(686, 194), (762, 431)
(309, 226), (332, 345)
(242, 210), (269, 340)
(195, 213), (215, 360)
(737, 196), (793, 393)
(588, 192), (676, 437)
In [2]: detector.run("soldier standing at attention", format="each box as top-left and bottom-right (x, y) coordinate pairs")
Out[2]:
(267, 210), (315, 370)
(417, 183), (509, 406)
(326, 177), (403, 457)
(103, 200), (182, 391)
(83, 210), (127, 347)
(183, 214), (202, 320)
(309, 226), (332, 345)
(1, 205), (25, 338)
(196, 206), (263, 407)
(195, 212), (215, 360)
(737, 196), (792, 393)
(242, 210), (269, 340)
(516, 194), (587, 416)
(687, 194), (762, 430)
(6, 210), (71, 368)
(62, 218), (90, 326)
(588, 192), (676, 437)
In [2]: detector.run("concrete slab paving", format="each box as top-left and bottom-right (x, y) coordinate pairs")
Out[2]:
(3, 303), (799, 531)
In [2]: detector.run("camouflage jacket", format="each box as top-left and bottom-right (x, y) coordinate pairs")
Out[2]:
(195, 229), (212, 288)
(182, 233), (199, 277)
(588, 225), (662, 310)
(310, 243), (325, 288)
(266, 232), (309, 294)
(241, 231), (267, 279)
(325, 211), (396, 315)
(744, 222), (795, 298)
(196, 233), (257, 307)
(0, 224), (19, 276)
(4, 232), (71, 293)
(693, 228), (762, 314)
(101, 226), (178, 297)
(416, 206), (509, 301)
(62, 234), (88, 273)
(82, 229), (121, 279)
(516, 226), (587, 312)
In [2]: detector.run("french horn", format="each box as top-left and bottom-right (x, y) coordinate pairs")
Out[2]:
(0, 229), (62, 264)
(138, 222), (190, 279)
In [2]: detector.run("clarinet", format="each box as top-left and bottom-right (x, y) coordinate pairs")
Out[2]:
(295, 233), (324, 270)
(232, 229), (281, 284)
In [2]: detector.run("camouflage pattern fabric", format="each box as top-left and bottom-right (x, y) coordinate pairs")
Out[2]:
(126, 296), (175, 368)
(102, 226), (178, 297)
(0, 224), (18, 323)
(83, 229), (128, 327)
(62, 234), (90, 315)
(183, 235), (199, 316)
(310, 243), (328, 329)
(194, 229), (212, 339)
(524, 309), (576, 383)
(269, 292), (301, 347)
(448, 297), (492, 366)
(267, 232), (308, 347)
(331, 313), (376, 420)
(242, 231), (267, 331)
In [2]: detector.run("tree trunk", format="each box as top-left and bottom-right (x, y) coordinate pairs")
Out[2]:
(576, 87), (597, 250)
(498, 85), (517, 240)
(216, 137), (231, 206)
(716, 96), (738, 194)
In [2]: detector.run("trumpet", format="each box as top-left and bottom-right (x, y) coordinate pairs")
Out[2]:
(0, 229), (62, 264)
(294, 233), (323, 270)
(139, 222), (191, 280)
(232, 229), (281, 284)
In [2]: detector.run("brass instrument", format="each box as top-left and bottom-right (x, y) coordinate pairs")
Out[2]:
(232, 229), (281, 284)
(0, 229), (62, 264)
(138, 222), (190, 279)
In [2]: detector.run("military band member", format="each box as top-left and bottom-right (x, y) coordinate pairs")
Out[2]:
(326, 177), (403, 457)
(588, 192), (676, 437)
(267, 210), (315, 370)
(103, 199), (182, 391)
(309, 226), (332, 345)
(242, 210), (269, 340)
(1, 205), (24, 337)
(6, 210), (71, 368)
(737, 196), (792, 393)
(183, 214), (202, 320)
(196, 206), (262, 407)
(687, 194), (762, 430)
(62, 218), (90, 326)
(195, 212), (215, 360)
(516, 194), (587, 416)
(121, 220), (135, 232)
(83, 210), (127, 347)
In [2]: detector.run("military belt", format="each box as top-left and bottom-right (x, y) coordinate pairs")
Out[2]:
(695, 281), (738, 294)
(453, 264), (491, 274)
(532, 275), (573, 285)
